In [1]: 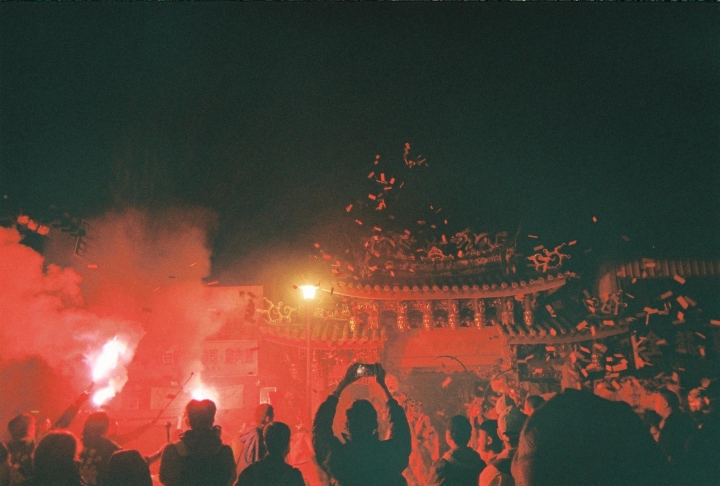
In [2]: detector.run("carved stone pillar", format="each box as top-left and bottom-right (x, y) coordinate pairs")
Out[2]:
(448, 300), (458, 330)
(397, 302), (408, 332)
(474, 299), (486, 328)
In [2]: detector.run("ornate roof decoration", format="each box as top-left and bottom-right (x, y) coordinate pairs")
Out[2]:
(526, 243), (571, 273)
(502, 315), (631, 345)
(333, 229), (517, 281)
(260, 317), (385, 350)
(333, 272), (570, 301)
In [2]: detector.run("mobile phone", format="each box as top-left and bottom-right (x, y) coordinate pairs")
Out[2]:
(356, 364), (375, 378)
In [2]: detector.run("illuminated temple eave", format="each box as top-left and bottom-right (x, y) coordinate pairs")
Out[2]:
(329, 272), (568, 301)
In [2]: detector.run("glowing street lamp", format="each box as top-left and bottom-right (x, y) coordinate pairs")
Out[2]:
(299, 285), (317, 424)
(299, 285), (317, 300)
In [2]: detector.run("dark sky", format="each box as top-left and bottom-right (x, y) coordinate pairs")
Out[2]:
(1, 3), (718, 283)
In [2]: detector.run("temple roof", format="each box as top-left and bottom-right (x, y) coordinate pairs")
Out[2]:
(332, 271), (570, 301)
(260, 317), (385, 350)
(501, 315), (631, 345)
(615, 258), (720, 279)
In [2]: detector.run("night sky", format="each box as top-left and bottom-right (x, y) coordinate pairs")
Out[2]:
(2, 4), (718, 285)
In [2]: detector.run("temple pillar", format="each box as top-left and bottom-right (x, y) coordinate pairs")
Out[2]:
(474, 299), (486, 328)
(447, 300), (458, 329)
(421, 301), (433, 330)
(397, 302), (408, 332)
(523, 294), (536, 327)
(501, 298), (515, 326)
(367, 301), (379, 330)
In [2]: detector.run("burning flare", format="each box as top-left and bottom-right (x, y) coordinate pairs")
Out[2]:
(88, 337), (132, 406)
(190, 380), (219, 406)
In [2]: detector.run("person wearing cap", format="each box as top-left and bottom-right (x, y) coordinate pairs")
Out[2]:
(427, 415), (485, 486)
(479, 405), (526, 486)
(312, 363), (411, 486)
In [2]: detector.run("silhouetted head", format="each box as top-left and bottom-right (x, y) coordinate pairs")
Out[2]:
(523, 395), (546, 416)
(346, 399), (378, 441)
(263, 421), (292, 458)
(687, 387), (709, 413)
(185, 399), (216, 430)
(498, 405), (527, 448)
(477, 419), (503, 463)
(653, 389), (680, 419)
(32, 431), (79, 481)
(512, 389), (671, 486)
(106, 449), (152, 486)
(8, 413), (36, 441)
(83, 411), (110, 440)
(447, 415), (472, 448)
(255, 404), (274, 426)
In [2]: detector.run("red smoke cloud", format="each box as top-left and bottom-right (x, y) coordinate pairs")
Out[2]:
(1, 207), (239, 434)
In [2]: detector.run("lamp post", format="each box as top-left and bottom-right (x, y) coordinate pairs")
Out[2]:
(299, 285), (317, 425)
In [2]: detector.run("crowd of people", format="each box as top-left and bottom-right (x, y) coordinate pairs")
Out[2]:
(2, 363), (719, 485)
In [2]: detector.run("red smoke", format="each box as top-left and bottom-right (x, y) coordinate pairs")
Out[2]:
(0, 207), (238, 436)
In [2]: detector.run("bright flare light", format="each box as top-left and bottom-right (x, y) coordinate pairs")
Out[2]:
(92, 386), (116, 406)
(191, 383), (219, 405)
(88, 337), (132, 407)
(92, 338), (128, 382)
(299, 285), (317, 300)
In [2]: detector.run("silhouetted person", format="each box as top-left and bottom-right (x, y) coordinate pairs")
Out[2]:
(653, 388), (695, 468)
(79, 412), (120, 486)
(53, 390), (92, 430)
(480, 405), (525, 486)
(681, 380), (720, 484)
(313, 363), (411, 486)
(237, 404), (274, 474)
(0, 443), (11, 486)
(106, 450), (152, 486)
(235, 422), (304, 486)
(511, 389), (671, 486)
(6, 414), (35, 485)
(428, 415), (485, 486)
(159, 399), (236, 486)
(521, 396), (545, 417)
(640, 409), (662, 443)
(476, 420), (503, 467)
(22, 431), (84, 486)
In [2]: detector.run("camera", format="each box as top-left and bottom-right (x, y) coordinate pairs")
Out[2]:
(356, 364), (376, 378)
